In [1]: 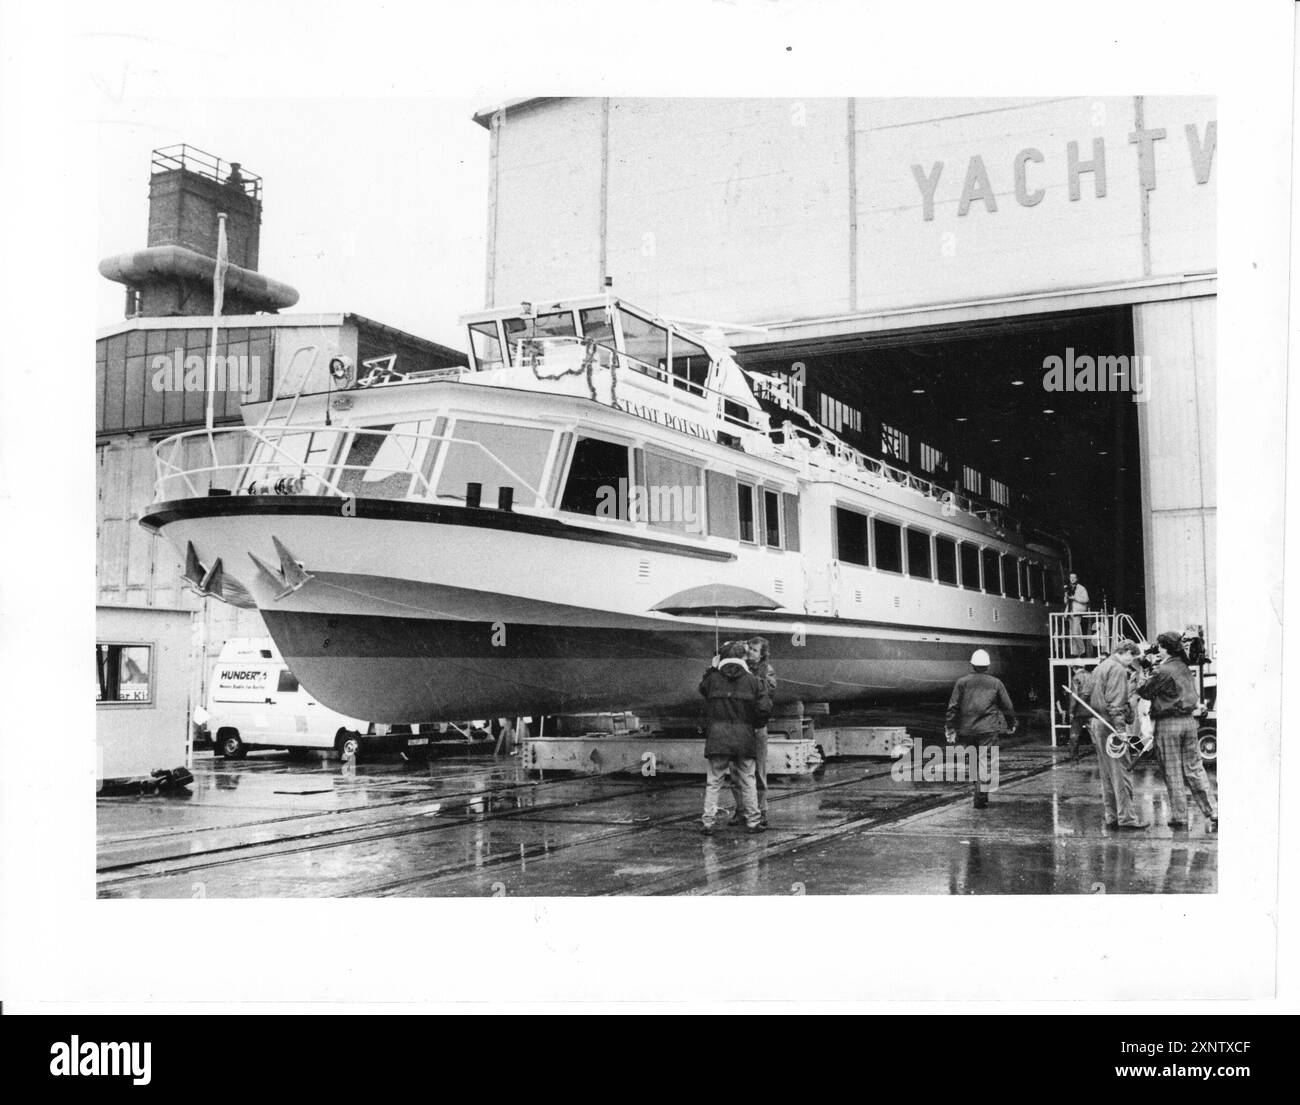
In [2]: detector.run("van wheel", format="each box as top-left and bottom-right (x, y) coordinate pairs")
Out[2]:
(336, 731), (362, 761)
(219, 729), (246, 760)
(1197, 727), (1217, 763)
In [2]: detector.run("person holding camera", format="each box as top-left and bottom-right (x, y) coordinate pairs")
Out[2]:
(1137, 631), (1218, 832)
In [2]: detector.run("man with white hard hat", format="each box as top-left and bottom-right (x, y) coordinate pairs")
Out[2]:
(945, 649), (1017, 809)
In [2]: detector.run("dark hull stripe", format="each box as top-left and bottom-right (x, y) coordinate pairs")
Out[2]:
(140, 495), (736, 562)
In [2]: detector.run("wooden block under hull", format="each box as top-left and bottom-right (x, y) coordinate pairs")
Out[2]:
(520, 735), (823, 777)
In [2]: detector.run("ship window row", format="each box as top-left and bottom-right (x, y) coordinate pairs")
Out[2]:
(833, 507), (1052, 602)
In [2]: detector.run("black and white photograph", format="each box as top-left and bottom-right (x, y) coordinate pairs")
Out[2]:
(1, 0), (1297, 1028)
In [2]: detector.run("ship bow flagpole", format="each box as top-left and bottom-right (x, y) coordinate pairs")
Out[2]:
(206, 212), (229, 473)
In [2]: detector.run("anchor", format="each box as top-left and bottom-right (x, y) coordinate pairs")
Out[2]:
(180, 541), (257, 608)
(248, 535), (314, 601)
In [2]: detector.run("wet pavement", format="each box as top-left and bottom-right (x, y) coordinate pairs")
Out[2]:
(97, 730), (1217, 898)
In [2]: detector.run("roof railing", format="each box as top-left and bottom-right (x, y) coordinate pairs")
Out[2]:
(151, 144), (262, 201)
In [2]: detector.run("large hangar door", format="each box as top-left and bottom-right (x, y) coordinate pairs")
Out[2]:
(1133, 297), (1216, 644)
(738, 306), (1148, 624)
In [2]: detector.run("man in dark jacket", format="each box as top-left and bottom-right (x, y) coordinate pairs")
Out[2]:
(1138, 630), (1217, 831)
(945, 649), (1015, 809)
(1088, 639), (1147, 829)
(699, 641), (773, 835)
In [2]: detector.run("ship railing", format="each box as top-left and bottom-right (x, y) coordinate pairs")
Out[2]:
(1049, 611), (1148, 661)
(152, 423), (545, 507)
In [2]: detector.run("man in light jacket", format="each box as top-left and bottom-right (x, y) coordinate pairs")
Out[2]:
(1088, 639), (1148, 829)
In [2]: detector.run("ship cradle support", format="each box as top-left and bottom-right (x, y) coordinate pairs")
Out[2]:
(518, 721), (913, 778)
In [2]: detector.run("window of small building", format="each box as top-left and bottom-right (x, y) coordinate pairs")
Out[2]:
(835, 507), (869, 566)
(761, 489), (782, 548)
(906, 528), (932, 580)
(1002, 553), (1021, 599)
(881, 423), (909, 464)
(737, 483), (757, 543)
(960, 541), (981, 591)
(982, 548), (1003, 595)
(95, 644), (152, 704)
(873, 518), (903, 574)
(936, 536), (959, 585)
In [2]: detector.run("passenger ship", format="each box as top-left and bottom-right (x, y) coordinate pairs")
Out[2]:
(141, 294), (1065, 723)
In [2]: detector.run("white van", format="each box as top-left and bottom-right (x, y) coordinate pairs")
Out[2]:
(203, 638), (417, 760)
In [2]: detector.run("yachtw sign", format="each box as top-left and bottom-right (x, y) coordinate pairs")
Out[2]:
(911, 120), (1216, 221)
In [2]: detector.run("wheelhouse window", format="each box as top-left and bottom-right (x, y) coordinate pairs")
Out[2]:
(835, 507), (869, 566)
(906, 528), (932, 580)
(559, 436), (630, 517)
(737, 483), (756, 543)
(579, 306), (617, 346)
(337, 422), (429, 500)
(96, 644), (152, 703)
(439, 420), (554, 508)
(531, 310), (578, 340)
(872, 518), (903, 574)
(1002, 554), (1021, 599)
(959, 541), (981, 591)
(618, 310), (669, 381)
(669, 332), (710, 396)
(468, 321), (504, 372)
(982, 548), (1003, 595)
(936, 536), (959, 585)
(762, 489), (782, 548)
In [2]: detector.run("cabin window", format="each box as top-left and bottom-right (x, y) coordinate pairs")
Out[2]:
(936, 536), (959, 585)
(906, 528), (932, 580)
(95, 644), (152, 704)
(276, 670), (300, 694)
(705, 471), (738, 539)
(835, 507), (869, 566)
(1002, 554), (1021, 599)
(643, 450), (704, 535)
(782, 492), (801, 552)
(669, 332), (710, 396)
(872, 518), (903, 574)
(559, 436), (630, 517)
(439, 420), (554, 508)
(737, 483), (757, 543)
(762, 489), (782, 548)
(1019, 559), (1031, 601)
(982, 548), (1002, 595)
(959, 541), (981, 591)
(618, 310), (669, 380)
(579, 306), (616, 346)
(338, 421), (426, 500)
(1028, 562), (1045, 602)
(502, 317), (529, 363)
(468, 321), (504, 372)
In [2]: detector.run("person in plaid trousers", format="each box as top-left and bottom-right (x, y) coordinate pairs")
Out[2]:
(1137, 630), (1218, 832)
